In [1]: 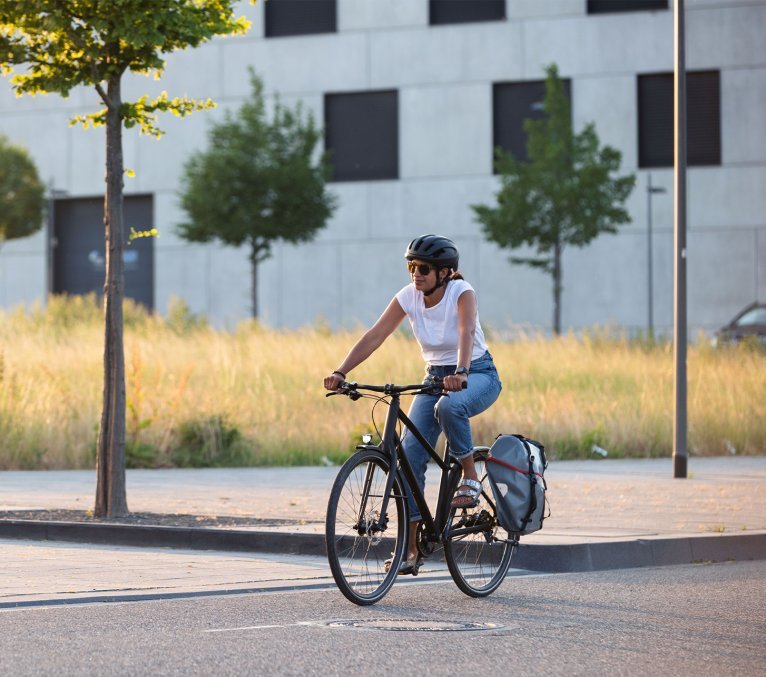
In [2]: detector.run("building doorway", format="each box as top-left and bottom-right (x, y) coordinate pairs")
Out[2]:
(52, 195), (154, 310)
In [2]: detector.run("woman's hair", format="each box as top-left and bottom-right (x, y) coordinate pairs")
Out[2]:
(443, 269), (464, 282)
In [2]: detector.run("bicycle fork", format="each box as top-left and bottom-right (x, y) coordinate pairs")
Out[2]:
(352, 394), (403, 539)
(373, 393), (402, 533)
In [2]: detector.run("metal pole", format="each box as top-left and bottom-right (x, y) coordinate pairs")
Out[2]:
(647, 173), (654, 335)
(673, 0), (688, 479)
(647, 174), (666, 337)
(46, 181), (55, 301)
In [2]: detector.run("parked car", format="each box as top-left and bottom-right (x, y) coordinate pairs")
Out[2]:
(715, 302), (766, 345)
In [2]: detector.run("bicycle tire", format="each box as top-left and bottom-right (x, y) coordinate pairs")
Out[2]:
(444, 449), (515, 597)
(325, 448), (408, 605)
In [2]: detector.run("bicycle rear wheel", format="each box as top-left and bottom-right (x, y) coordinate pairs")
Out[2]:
(325, 448), (408, 605)
(444, 449), (515, 597)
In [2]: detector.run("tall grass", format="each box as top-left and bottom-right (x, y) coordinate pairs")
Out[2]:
(0, 295), (763, 469)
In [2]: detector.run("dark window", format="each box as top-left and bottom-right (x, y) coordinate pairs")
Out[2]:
(493, 79), (572, 165)
(325, 91), (398, 182)
(638, 71), (720, 168)
(588, 0), (668, 14)
(53, 195), (154, 310)
(429, 0), (505, 25)
(265, 0), (336, 38)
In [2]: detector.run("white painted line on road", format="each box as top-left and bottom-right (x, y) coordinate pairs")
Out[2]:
(205, 621), (317, 633)
(205, 624), (288, 631)
(204, 619), (520, 634)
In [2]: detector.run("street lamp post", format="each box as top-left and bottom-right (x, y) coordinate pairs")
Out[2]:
(647, 173), (666, 336)
(674, 0), (688, 479)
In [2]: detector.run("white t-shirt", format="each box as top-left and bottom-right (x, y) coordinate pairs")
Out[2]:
(395, 279), (488, 366)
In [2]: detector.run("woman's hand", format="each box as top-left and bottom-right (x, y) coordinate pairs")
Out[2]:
(324, 372), (344, 391)
(442, 373), (468, 392)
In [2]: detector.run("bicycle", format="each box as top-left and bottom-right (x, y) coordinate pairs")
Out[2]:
(324, 377), (518, 606)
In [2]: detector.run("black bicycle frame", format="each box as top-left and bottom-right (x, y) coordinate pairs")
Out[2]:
(375, 392), (457, 545)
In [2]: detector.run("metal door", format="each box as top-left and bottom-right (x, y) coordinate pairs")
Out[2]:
(52, 195), (154, 310)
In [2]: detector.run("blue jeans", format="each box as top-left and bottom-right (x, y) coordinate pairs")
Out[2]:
(400, 351), (502, 522)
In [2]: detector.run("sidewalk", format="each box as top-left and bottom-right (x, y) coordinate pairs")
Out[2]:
(1, 457), (765, 607)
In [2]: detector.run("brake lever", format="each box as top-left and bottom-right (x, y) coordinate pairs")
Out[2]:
(325, 383), (361, 400)
(428, 380), (468, 397)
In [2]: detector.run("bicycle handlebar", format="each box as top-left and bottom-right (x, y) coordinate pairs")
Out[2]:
(326, 375), (466, 400)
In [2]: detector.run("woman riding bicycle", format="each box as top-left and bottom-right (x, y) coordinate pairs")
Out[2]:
(323, 234), (502, 575)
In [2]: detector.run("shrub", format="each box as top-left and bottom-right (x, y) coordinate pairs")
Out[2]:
(125, 441), (161, 469)
(165, 296), (208, 335)
(170, 416), (251, 468)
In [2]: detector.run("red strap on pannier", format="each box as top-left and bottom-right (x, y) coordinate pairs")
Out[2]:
(487, 456), (544, 479)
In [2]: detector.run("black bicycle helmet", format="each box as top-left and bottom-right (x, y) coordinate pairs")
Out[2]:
(404, 234), (459, 271)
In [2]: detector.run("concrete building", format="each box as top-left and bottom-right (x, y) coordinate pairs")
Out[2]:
(0, 0), (764, 335)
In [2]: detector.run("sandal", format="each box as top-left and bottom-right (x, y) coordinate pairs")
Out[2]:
(384, 554), (423, 576)
(451, 478), (482, 509)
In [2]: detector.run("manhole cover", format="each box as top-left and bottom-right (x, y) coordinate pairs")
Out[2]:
(321, 619), (504, 632)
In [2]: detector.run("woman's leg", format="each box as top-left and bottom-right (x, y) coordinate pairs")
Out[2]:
(434, 369), (501, 507)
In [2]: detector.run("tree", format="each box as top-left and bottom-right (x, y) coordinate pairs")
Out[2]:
(178, 70), (337, 318)
(0, 134), (45, 247)
(472, 64), (636, 335)
(0, 1), (252, 516)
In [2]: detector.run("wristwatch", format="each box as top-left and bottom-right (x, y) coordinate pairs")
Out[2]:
(454, 367), (469, 376)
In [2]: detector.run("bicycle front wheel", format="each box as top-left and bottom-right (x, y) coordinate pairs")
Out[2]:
(444, 449), (515, 597)
(325, 448), (408, 605)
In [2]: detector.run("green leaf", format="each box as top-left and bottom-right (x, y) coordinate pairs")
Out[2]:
(0, 0), (255, 135)
(177, 68), (337, 262)
(128, 226), (159, 243)
(472, 62), (636, 332)
(0, 133), (45, 243)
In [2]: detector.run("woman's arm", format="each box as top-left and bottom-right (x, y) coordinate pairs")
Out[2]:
(324, 297), (406, 390)
(443, 290), (477, 392)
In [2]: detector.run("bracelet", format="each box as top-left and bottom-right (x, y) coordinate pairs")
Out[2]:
(332, 370), (346, 380)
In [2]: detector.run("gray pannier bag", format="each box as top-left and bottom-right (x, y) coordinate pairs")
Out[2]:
(486, 434), (549, 535)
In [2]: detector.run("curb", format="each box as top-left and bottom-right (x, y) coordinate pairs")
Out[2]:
(0, 520), (325, 556)
(1, 520), (765, 573)
(511, 533), (766, 572)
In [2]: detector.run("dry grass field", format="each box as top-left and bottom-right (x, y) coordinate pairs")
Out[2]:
(1, 295), (763, 469)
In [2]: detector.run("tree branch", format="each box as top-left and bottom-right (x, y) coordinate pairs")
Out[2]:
(95, 82), (111, 108)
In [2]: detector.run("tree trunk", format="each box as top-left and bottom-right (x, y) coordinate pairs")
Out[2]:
(250, 249), (258, 319)
(95, 75), (128, 517)
(552, 237), (562, 335)
(250, 239), (269, 319)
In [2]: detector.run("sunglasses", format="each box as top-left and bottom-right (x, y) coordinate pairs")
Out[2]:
(407, 261), (436, 276)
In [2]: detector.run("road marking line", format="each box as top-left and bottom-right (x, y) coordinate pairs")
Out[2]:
(205, 621), (316, 633)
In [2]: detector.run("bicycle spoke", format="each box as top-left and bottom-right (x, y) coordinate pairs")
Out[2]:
(444, 452), (514, 597)
(326, 450), (406, 605)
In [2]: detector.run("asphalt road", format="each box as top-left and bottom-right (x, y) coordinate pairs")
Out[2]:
(1, 560), (763, 676)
